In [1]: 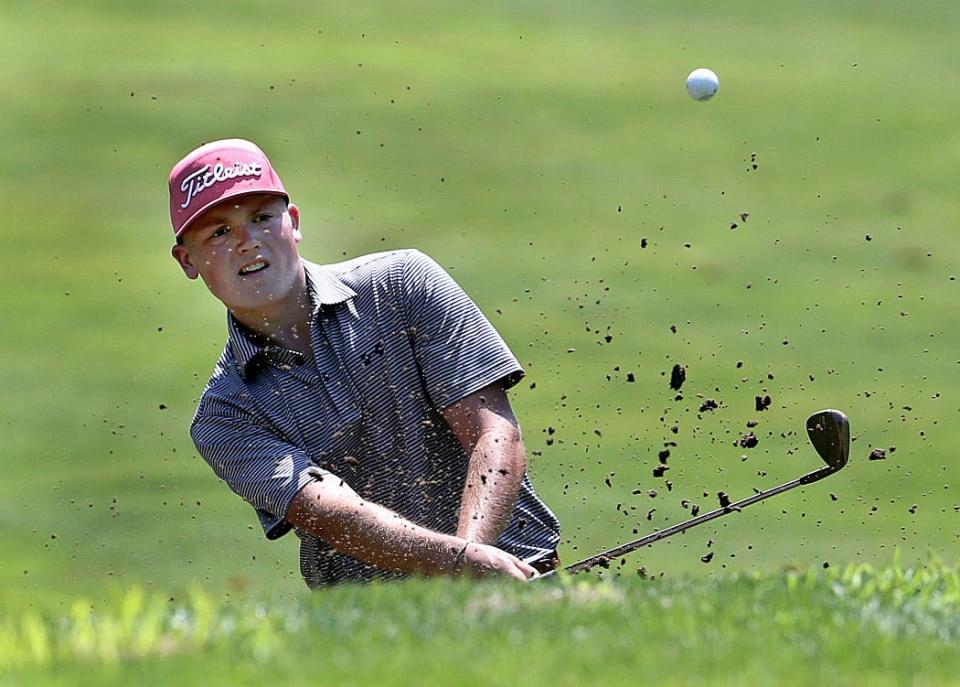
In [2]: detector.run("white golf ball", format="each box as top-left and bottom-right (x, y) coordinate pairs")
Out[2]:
(686, 68), (719, 101)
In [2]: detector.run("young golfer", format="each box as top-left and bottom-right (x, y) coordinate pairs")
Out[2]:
(168, 139), (560, 586)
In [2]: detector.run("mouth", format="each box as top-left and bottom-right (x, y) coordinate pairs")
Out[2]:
(238, 260), (269, 276)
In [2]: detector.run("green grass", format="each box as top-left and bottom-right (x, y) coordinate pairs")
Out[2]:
(4, 559), (959, 686)
(2, 0), (960, 681)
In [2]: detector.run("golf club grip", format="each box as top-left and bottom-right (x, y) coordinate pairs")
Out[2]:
(539, 466), (835, 579)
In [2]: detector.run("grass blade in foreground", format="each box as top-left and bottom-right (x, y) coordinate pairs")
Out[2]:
(3, 558), (959, 687)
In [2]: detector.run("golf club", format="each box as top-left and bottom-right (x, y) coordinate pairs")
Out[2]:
(535, 409), (850, 578)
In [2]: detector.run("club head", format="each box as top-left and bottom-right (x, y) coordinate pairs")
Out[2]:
(805, 409), (850, 471)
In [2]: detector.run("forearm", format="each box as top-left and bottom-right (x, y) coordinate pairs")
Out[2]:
(285, 473), (462, 576)
(285, 470), (536, 580)
(456, 425), (526, 544)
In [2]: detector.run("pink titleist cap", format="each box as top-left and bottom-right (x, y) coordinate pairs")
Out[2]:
(168, 139), (287, 238)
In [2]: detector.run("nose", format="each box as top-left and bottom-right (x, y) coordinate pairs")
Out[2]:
(235, 222), (262, 254)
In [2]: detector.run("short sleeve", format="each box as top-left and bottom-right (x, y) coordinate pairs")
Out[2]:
(190, 399), (321, 539)
(400, 250), (524, 408)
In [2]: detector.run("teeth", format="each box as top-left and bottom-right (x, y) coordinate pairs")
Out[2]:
(240, 261), (266, 274)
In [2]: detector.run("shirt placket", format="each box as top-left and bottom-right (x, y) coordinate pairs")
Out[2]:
(259, 347), (319, 447)
(312, 310), (363, 425)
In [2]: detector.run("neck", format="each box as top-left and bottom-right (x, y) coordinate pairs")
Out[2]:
(230, 270), (314, 356)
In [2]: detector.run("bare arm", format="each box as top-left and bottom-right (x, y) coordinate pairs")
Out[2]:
(285, 468), (536, 579)
(442, 382), (527, 545)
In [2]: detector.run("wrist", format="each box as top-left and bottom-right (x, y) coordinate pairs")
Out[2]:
(452, 539), (471, 574)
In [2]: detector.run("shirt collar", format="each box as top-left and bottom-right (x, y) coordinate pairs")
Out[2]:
(303, 259), (357, 309)
(227, 259), (357, 378)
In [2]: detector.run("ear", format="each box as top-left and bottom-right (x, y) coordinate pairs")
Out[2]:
(288, 203), (302, 243)
(171, 243), (200, 280)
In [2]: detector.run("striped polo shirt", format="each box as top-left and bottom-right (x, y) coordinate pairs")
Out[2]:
(190, 249), (560, 586)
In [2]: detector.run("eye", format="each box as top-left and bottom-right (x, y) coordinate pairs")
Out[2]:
(254, 213), (273, 223)
(210, 225), (231, 239)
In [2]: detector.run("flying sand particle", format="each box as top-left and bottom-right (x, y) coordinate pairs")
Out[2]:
(699, 399), (718, 412)
(669, 364), (686, 390)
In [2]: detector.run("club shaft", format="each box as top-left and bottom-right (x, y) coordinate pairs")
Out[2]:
(540, 465), (834, 578)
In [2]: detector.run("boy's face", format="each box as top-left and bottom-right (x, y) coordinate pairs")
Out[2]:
(172, 193), (303, 313)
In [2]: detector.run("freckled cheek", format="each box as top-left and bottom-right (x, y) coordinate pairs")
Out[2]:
(202, 250), (232, 278)
(197, 252), (237, 296)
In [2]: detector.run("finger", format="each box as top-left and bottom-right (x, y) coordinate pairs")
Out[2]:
(489, 555), (528, 581)
(506, 565), (529, 581)
(517, 559), (539, 577)
(512, 558), (539, 580)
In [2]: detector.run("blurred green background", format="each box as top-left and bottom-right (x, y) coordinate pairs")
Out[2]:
(2, 0), (958, 611)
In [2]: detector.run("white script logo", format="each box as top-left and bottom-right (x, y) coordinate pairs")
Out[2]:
(180, 162), (263, 209)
